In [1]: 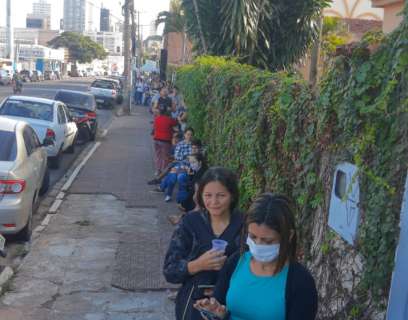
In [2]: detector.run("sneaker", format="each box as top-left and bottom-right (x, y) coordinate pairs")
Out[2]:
(147, 178), (160, 185)
(150, 187), (163, 193)
(165, 195), (171, 202)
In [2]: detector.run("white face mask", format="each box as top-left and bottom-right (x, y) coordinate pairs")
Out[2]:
(246, 236), (280, 263)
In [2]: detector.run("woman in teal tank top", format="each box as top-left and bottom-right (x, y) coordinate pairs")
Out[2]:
(194, 193), (318, 320)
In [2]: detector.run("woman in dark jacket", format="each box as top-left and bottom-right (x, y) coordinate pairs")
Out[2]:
(194, 193), (318, 320)
(163, 167), (244, 320)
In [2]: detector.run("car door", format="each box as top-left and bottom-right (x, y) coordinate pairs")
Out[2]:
(62, 105), (77, 147)
(27, 126), (46, 188)
(56, 104), (68, 152)
(22, 127), (38, 199)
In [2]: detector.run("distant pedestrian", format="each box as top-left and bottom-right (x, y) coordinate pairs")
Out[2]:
(134, 78), (144, 105)
(163, 167), (243, 320)
(152, 88), (173, 116)
(153, 107), (178, 175)
(194, 193), (318, 320)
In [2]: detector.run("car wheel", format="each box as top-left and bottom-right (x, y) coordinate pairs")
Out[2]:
(49, 150), (61, 169)
(78, 128), (90, 143)
(90, 127), (97, 141)
(17, 204), (33, 242)
(39, 169), (50, 196)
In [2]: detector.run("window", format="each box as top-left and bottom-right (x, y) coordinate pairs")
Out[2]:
(0, 99), (54, 122)
(23, 128), (34, 156)
(0, 130), (17, 161)
(62, 105), (73, 122)
(57, 105), (67, 124)
(27, 126), (40, 149)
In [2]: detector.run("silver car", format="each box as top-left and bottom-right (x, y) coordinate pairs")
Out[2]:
(0, 117), (50, 240)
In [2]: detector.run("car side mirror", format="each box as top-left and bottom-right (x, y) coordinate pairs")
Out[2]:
(41, 137), (54, 147)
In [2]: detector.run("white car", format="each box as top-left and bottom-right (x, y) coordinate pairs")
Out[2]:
(0, 96), (78, 169)
(0, 117), (50, 240)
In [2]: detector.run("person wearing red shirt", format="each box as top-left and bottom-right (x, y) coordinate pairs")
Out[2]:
(153, 108), (178, 175)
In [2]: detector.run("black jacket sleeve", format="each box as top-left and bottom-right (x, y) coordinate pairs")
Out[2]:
(286, 263), (318, 320)
(213, 252), (240, 305)
(163, 218), (194, 284)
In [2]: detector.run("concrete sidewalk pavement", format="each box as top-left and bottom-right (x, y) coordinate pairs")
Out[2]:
(0, 107), (179, 319)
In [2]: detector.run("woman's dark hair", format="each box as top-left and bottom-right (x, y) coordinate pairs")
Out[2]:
(245, 193), (298, 272)
(191, 138), (202, 148)
(196, 167), (239, 212)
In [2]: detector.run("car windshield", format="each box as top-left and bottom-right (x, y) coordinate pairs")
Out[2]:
(55, 92), (95, 111)
(0, 99), (54, 122)
(92, 80), (114, 89)
(0, 130), (17, 161)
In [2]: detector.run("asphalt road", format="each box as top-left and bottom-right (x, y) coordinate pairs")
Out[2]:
(0, 78), (114, 187)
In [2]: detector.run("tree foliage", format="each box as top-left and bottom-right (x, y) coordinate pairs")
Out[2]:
(180, 0), (330, 70)
(156, 0), (186, 34)
(48, 32), (108, 64)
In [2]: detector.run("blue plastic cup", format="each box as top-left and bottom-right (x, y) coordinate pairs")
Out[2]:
(212, 239), (228, 252)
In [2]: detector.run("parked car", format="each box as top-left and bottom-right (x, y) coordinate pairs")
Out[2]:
(0, 117), (51, 240)
(0, 69), (12, 85)
(0, 96), (78, 169)
(54, 90), (98, 142)
(89, 79), (119, 108)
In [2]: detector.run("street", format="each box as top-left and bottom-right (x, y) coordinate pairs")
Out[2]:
(0, 78), (114, 188)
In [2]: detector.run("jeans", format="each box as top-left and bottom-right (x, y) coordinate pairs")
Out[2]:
(134, 91), (143, 105)
(176, 173), (191, 203)
(160, 173), (177, 197)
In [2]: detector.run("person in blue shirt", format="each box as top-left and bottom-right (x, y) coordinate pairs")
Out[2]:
(194, 193), (318, 320)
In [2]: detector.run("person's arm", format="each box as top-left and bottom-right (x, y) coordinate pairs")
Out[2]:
(163, 219), (194, 284)
(286, 265), (318, 320)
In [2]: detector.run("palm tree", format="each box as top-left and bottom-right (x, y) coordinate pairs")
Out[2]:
(180, 0), (330, 71)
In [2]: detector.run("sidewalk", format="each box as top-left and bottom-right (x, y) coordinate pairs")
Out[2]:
(0, 107), (178, 319)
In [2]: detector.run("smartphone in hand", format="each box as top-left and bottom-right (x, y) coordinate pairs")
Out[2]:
(196, 308), (223, 320)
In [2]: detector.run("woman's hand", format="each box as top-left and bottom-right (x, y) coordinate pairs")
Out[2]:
(188, 249), (227, 274)
(194, 297), (227, 320)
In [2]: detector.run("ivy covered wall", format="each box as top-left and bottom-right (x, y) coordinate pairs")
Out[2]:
(176, 7), (408, 319)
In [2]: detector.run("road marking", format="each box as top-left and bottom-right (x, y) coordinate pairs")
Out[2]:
(56, 192), (65, 200)
(41, 214), (53, 226)
(61, 142), (101, 192)
(49, 199), (63, 214)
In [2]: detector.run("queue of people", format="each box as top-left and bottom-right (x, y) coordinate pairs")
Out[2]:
(139, 80), (318, 320)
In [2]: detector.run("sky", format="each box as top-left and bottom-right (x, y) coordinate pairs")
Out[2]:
(0, 0), (169, 38)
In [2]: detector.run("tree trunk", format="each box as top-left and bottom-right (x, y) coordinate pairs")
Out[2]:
(191, 0), (207, 54)
(181, 27), (187, 64)
(309, 16), (323, 89)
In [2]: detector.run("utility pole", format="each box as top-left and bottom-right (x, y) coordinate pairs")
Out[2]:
(122, 0), (131, 114)
(6, 0), (14, 65)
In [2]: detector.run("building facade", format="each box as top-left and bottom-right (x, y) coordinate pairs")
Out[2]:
(371, 0), (405, 33)
(84, 31), (123, 56)
(100, 8), (110, 32)
(63, 0), (100, 33)
(26, 14), (51, 30)
(32, 0), (51, 17)
(0, 27), (58, 47)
